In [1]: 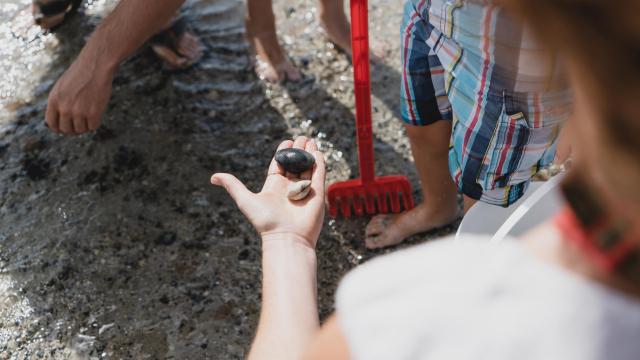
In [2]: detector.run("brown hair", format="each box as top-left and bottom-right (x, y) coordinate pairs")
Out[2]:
(499, 0), (640, 201)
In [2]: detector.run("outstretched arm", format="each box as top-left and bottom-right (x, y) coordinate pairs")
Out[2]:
(250, 233), (320, 360)
(46, 0), (186, 134)
(211, 137), (326, 359)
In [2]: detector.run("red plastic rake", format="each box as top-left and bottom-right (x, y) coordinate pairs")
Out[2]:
(327, 0), (414, 218)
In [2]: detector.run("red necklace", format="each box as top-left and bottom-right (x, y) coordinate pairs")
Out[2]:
(555, 205), (637, 274)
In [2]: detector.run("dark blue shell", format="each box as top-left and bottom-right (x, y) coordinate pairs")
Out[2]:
(275, 148), (315, 174)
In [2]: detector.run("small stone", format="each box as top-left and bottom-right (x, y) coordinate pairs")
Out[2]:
(275, 148), (315, 174)
(237, 249), (250, 261)
(287, 180), (312, 201)
(155, 231), (177, 246)
(23, 157), (50, 180)
(98, 323), (115, 336)
(23, 136), (45, 153)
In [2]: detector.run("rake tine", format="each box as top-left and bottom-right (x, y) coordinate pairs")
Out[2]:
(390, 186), (401, 213)
(377, 189), (388, 213)
(328, 192), (338, 217)
(330, 202), (338, 218)
(363, 192), (374, 214)
(353, 192), (364, 217)
(329, 191), (344, 216)
(341, 196), (352, 218)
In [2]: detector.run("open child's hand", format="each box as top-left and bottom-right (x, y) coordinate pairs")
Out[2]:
(211, 137), (326, 249)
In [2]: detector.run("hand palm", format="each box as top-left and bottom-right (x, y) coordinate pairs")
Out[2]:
(212, 138), (326, 248)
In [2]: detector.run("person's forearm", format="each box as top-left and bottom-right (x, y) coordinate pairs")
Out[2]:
(83, 0), (187, 73)
(248, 234), (320, 360)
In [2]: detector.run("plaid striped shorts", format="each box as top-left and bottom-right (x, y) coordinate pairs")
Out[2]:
(400, 0), (572, 206)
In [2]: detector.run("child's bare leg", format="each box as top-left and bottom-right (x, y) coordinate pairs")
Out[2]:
(463, 195), (477, 213)
(245, 0), (301, 82)
(318, 0), (352, 55)
(365, 121), (461, 249)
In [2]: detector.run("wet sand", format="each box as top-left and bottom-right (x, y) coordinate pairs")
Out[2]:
(0, 0), (456, 358)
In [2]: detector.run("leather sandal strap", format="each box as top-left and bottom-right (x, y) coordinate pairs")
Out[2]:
(34, 0), (73, 16)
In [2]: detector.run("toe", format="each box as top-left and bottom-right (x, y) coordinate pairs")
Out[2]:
(151, 44), (186, 69)
(255, 58), (282, 83)
(365, 215), (391, 237)
(178, 33), (203, 63)
(364, 214), (408, 249)
(365, 229), (403, 249)
(365, 234), (384, 249)
(365, 215), (395, 249)
(280, 61), (302, 82)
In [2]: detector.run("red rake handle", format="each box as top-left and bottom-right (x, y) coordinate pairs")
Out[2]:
(350, 0), (375, 184)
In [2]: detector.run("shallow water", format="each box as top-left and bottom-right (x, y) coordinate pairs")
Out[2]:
(0, 0), (455, 358)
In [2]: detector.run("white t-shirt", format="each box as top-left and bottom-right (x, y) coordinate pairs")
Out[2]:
(336, 236), (640, 360)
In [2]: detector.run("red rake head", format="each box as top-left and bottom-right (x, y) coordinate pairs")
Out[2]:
(327, 176), (414, 218)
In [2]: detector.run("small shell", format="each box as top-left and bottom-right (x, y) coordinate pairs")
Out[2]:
(533, 163), (566, 181)
(275, 148), (315, 174)
(287, 180), (312, 200)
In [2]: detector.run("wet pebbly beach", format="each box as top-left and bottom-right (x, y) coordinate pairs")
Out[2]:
(0, 0), (457, 358)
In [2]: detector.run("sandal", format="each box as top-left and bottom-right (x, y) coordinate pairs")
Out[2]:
(148, 18), (203, 70)
(32, 0), (83, 30)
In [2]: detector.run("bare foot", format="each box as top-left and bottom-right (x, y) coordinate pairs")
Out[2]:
(254, 54), (301, 83)
(248, 31), (301, 83)
(149, 19), (203, 70)
(365, 202), (461, 249)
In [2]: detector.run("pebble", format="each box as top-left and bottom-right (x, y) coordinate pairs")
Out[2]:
(287, 180), (312, 201)
(98, 323), (115, 336)
(155, 231), (177, 246)
(275, 148), (315, 174)
(23, 136), (45, 153)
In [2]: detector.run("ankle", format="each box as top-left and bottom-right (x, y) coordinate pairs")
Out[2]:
(249, 34), (286, 64)
(319, 11), (347, 27)
(415, 200), (461, 219)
